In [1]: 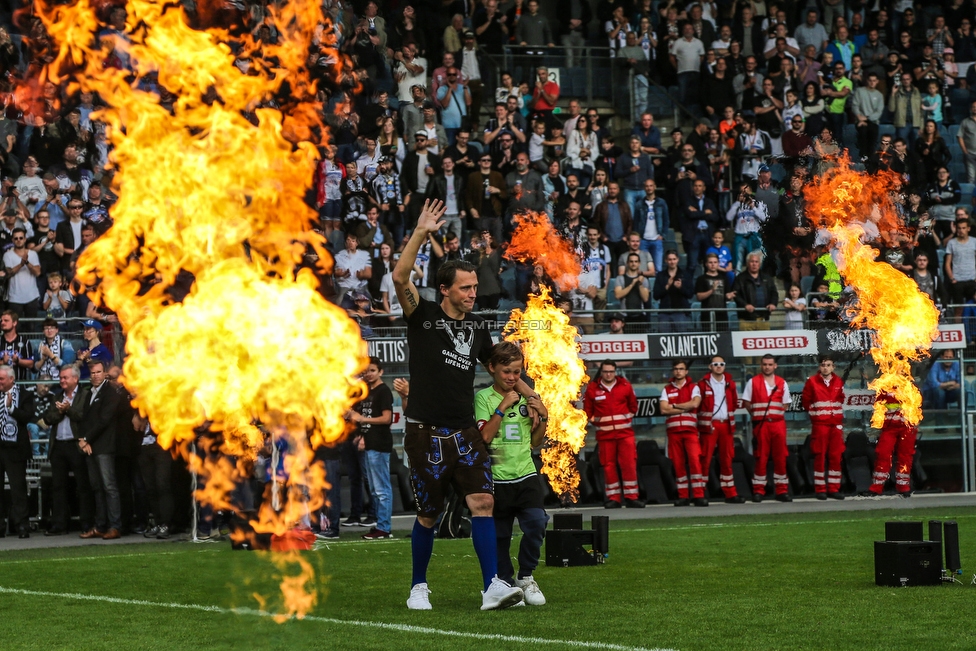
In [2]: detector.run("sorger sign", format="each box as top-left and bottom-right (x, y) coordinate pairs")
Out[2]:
(932, 324), (966, 350)
(731, 329), (819, 357)
(578, 335), (650, 361)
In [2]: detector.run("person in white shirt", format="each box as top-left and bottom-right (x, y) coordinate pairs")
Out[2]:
(393, 43), (427, 102)
(3, 228), (41, 316)
(333, 231), (372, 305)
(14, 157), (45, 216)
(711, 25), (733, 56)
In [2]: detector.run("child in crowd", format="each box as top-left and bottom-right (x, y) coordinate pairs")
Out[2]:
(43, 272), (73, 322)
(922, 80), (944, 128)
(706, 231), (735, 286)
(783, 283), (807, 329)
(528, 120), (547, 173)
(28, 376), (55, 458)
(810, 281), (840, 323)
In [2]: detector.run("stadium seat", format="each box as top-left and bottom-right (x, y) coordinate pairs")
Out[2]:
(636, 439), (677, 503)
(842, 431), (876, 494)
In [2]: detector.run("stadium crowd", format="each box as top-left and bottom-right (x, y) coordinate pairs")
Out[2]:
(0, 0), (970, 541)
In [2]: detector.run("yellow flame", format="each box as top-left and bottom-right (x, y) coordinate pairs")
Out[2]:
(37, 0), (365, 618)
(505, 285), (588, 500)
(804, 155), (940, 427)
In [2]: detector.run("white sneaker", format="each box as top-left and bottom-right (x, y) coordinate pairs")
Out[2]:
(515, 576), (546, 606)
(480, 576), (524, 611)
(407, 583), (432, 610)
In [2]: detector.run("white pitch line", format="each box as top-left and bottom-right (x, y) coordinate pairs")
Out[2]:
(0, 586), (673, 651)
(0, 548), (222, 565)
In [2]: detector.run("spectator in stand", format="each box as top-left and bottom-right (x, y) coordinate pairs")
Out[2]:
(572, 226), (612, 332)
(734, 114), (772, 179)
(958, 102), (976, 184)
(417, 102), (448, 156)
(634, 178), (668, 273)
(704, 58), (736, 123)
(402, 131), (441, 226)
(912, 252), (946, 311)
(616, 231), (656, 279)
(732, 251), (778, 333)
(915, 120), (951, 185)
(4, 227), (40, 318)
(393, 42), (427, 103)
(823, 61), (853, 144)
(618, 32), (652, 114)
(678, 179), (719, 277)
(732, 5), (764, 60)
(945, 216), (976, 318)
(567, 117), (599, 189)
(515, 0), (553, 47)
(425, 156), (466, 240)
(686, 120), (711, 164)
(696, 253), (735, 330)
(333, 231), (373, 305)
(927, 166), (961, 238)
(560, 0), (591, 66)
(726, 181), (769, 272)
(473, 0), (508, 55)
(851, 72), (884, 157)
(924, 349), (961, 410)
(668, 142), (713, 213)
(670, 23), (705, 111)
(614, 252), (651, 319)
(529, 66), (560, 125)
(889, 71), (922, 148)
(632, 112), (662, 161)
(955, 20), (976, 63)
(541, 160), (566, 218)
(825, 26), (857, 72)
(0, 363), (34, 539)
(430, 52), (457, 101)
(401, 85), (428, 151)
(466, 152), (507, 242)
(795, 9), (829, 56)
(484, 103), (526, 155)
(435, 67), (471, 147)
(782, 114), (813, 164)
(733, 56), (764, 112)
(861, 30), (889, 82)
(653, 249), (694, 331)
(750, 78), (784, 155)
(458, 32), (486, 130)
(616, 135), (654, 218)
(354, 205), (394, 259)
(351, 357), (394, 540)
(593, 181), (633, 263)
(555, 172), (592, 218)
(606, 5), (633, 56)
(505, 152), (545, 222)
(44, 363), (93, 536)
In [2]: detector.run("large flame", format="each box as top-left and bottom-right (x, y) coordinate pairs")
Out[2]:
(504, 213), (588, 500)
(803, 153), (940, 426)
(37, 0), (366, 618)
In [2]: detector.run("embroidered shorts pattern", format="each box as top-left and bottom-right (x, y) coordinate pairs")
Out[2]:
(403, 421), (493, 517)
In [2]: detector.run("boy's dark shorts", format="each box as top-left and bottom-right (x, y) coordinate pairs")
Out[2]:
(403, 421), (494, 517)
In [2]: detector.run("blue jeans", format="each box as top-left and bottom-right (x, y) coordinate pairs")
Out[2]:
(622, 189), (645, 222)
(27, 422), (47, 457)
(341, 439), (374, 520)
(658, 312), (691, 332)
(364, 450), (392, 533)
(322, 458), (341, 533)
(734, 232), (763, 271)
(639, 238), (664, 275)
(632, 74), (648, 116)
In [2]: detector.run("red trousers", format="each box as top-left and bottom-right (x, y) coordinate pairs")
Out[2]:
(752, 420), (789, 495)
(668, 431), (705, 499)
(598, 435), (638, 502)
(810, 422), (845, 494)
(870, 424), (917, 494)
(700, 421), (737, 498)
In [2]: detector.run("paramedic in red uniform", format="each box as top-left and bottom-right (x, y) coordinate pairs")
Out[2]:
(741, 354), (792, 503)
(863, 393), (917, 498)
(583, 360), (645, 509)
(660, 359), (708, 507)
(801, 355), (846, 500)
(697, 355), (745, 504)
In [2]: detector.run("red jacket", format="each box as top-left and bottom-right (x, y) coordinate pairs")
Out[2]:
(877, 392), (910, 428)
(748, 375), (787, 422)
(584, 376), (638, 439)
(697, 373), (738, 433)
(801, 373), (845, 425)
(662, 378), (699, 435)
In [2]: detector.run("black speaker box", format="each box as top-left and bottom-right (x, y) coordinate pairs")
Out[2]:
(874, 541), (942, 587)
(885, 521), (924, 542)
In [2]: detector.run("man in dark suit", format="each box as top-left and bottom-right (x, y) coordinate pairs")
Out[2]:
(43, 363), (94, 535)
(77, 359), (122, 539)
(679, 179), (719, 279)
(424, 155), (466, 239)
(0, 364), (35, 538)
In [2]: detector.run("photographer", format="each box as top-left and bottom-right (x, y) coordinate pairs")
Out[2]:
(726, 181), (768, 273)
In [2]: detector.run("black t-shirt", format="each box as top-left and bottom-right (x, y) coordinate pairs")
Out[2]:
(357, 381), (395, 453)
(0, 334), (33, 381)
(695, 272), (728, 310)
(405, 298), (493, 429)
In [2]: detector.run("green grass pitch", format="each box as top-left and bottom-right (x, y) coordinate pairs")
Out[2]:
(1, 508), (975, 651)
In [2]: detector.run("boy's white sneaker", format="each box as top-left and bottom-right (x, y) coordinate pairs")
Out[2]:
(481, 576), (524, 611)
(515, 576), (546, 606)
(407, 583), (432, 610)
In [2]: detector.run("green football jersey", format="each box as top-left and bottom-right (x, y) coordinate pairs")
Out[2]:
(475, 386), (537, 482)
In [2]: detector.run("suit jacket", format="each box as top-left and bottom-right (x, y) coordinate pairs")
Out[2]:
(425, 172), (467, 213)
(55, 219), (84, 268)
(111, 382), (140, 459)
(465, 170), (507, 217)
(678, 195), (720, 243)
(44, 386), (86, 455)
(0, 387), (35, 458)
(401, 151), (442, 196)
(80, 381), (120, 456)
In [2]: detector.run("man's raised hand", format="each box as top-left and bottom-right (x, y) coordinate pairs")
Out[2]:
(416, 199), (447, 234)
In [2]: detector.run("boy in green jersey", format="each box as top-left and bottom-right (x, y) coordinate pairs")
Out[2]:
(475, 342), (550, 606)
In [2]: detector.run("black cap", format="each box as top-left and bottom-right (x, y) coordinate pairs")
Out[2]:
(609, 312), (626, 322)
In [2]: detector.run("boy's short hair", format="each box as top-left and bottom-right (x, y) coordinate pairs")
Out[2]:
(47, 271), (62, 281)
(956, 217), (971, 227)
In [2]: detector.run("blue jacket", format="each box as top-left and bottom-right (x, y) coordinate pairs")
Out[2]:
(631, 125), (662, 152)
(631, 196), (670, 240)
(925, 359), (960, 391)
(614, 152), (655, 190)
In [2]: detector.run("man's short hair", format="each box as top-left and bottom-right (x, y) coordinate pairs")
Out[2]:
(367, 356), (383, 371)
(956, 217), (971, 227)
(88, 359), (106, 373)
(1, 309), (18, 324)
(11, 227), (25, 237)
(42, 318), (58, 329)
(444, 231), (459, 242)
(705, 252), (718, 262)
(60, 364), (80, 379)
(436, 259), (478, 291)
(672, 359), (689, 369)
(819, 354), (834, 365)
(761, 354), (777, 362)
(600, 360), (617, 370)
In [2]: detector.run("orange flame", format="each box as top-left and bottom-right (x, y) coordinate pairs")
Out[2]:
(803, 153), (940, 426)
(504, 212), (588, 500)
(505, 211), (581, 292)
(36, 0), (366, 618)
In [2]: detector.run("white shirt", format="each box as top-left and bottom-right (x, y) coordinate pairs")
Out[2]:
(741, 376), (792, 404)
(669, 37), (706, 74)
(460, 48), (481, 81)
(333, 249), (371, 291)
(641, 198), (660, 240)
(708, 375), (730, 420)
(380, 272), (401, 317)
(444, 174), (458, 215)
(416, 152), (430, 194)
(395, 56), (427, 101)
(3, 249), (40, 304)
(660, 382), (702, 402)
(56, 388), (76, 441)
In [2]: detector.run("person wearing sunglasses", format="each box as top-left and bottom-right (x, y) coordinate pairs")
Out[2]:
(697, 356), (744, 503)
(3, 227), (41, 319)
